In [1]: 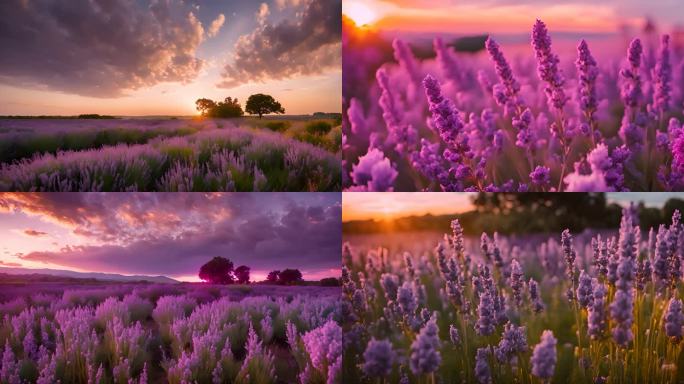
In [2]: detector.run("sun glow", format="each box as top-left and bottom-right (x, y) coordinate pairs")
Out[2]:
(344, 2), (378, 26)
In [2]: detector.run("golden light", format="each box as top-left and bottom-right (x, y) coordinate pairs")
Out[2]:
(344, 2), (378, 26)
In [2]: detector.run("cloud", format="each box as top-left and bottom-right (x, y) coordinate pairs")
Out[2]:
(0, 260), (22, 267)
(23, 229), (48, 237)
(218, 0), (341, 88)
(0, 0), (208, 97)
(207, 13), (226, 37)
(5, 193), (341, 278)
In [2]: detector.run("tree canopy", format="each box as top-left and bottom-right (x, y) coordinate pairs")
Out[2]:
(198, 257), (235, 284)
(234, 265), (250, 284)
(245, 94), (285, 118)
(195, 97), (244, 118)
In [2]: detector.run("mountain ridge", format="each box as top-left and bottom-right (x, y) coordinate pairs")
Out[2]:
(0, 266), (178, 284)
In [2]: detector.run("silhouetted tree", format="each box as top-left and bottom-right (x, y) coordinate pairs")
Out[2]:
(234, 265), (250, 284)
(199, 257), (235, 284)
(320, 277), (340, 287)
(266, 270), (280, 283)
(278, 269), (303, 285)
(245, 94), (285, 118)
(195, 97), (244, 118)
(195, 98), (217, 116)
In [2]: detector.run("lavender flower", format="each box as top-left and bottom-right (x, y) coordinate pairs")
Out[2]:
(531, 330), (557, 380)
(652, 35), (672, 114)
(532, 19), (567, 111)
(587, 279), (608, 340)
(449, 324), (460, 346)
(380, 273), (399, 302)
(363, 339), (396, 377)
(485, 37), (522, 115)
(495, 323), (528, 363)
(576, 270), (594, 308)
(392, 38), (421, 83)
(610, 289), (634, 347)
(529, 166), (551, 187)
(377, 68), (417, 152)
(528, 278), (545, 313)
(409, 317), (441, 375)
(451, 219), (465, 257)
(561, 229), (577, 281)
(423, 75), (471, 159)
(397, 281), (418, 317)
(475, 347), (492, 384)
(576, 39), (599, 141)
(350, 147), (398, 192)
(476, 290), (496, 336)
(664, 298), (684, 343)
(510, 259), (524, 306)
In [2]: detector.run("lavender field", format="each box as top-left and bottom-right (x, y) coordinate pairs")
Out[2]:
(341, 208), (684, 383)
(0, 118), (341, 192)
(0, 283), (341, 384)
(342, 18), (684, 191)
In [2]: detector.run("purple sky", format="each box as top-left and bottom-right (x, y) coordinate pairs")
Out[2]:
(0, 193), (341, 281)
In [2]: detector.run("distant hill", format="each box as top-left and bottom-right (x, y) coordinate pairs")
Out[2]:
(0, 267), (178, 284)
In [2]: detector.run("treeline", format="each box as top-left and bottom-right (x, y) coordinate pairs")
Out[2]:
(199, 257), (339, 286)
(195, 94), (284, 118)
(343, 193), (684, 235)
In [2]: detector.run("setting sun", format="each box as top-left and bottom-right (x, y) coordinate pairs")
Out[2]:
(343, 2), (378, 26)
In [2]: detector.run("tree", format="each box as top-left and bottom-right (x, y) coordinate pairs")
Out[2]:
(234, 265), (251, 284)
(195, 97), (244, 118)
(278, 269), (303, 285)
(245, 94), (285, 118)
(196, 98), (217, 116)
(266, 270), (280, 283)
(199, 257), (235, 284)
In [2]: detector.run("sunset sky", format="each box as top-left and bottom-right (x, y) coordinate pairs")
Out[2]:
(343, 0), (680, 35)
(0, 0), (341, 116)
(343, 193), (684, 221)
(0, 193), (341, 282)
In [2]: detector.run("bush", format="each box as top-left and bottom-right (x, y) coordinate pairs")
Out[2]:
(305, 121), (332, 136)
(265, 121), (290, 132)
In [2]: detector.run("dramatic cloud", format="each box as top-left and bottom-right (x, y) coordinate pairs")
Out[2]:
(0, 0), (207, 97)
(2, 193), (341, 278)
(218, 0), (341, 88)
(207, 13), (226, 37)
(23, 229), (48, 237)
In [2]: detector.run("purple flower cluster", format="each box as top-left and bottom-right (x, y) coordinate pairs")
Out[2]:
(532, 19), (568, 111)
(531, 330), (557, 379)
(409, 317), (442, 375)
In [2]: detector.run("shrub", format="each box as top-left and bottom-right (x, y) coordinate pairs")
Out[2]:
(305, 121), (332, 136)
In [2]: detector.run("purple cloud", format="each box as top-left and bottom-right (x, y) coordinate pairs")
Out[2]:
(6, 193), (341, 278)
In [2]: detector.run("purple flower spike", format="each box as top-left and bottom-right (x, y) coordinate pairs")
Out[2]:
(532, 19), (567, 111)
(576, 39), (599, 140)
(475, 347), (492, 384)
(664, 298), (684, 343)
(409, 317), (441, 375)
(653, 35), (672, 114)
(363, 338), (396, 377)
(576, 270), (593, 308)
(423, 75), (468, 153)
(588, 279), (608, 339)
(485, 37), (522, 114)
(531, 330), (557, 379)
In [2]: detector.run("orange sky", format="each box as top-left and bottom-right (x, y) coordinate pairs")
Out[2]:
(342, 192), (475, 222)
(342, 0), (668, 34)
